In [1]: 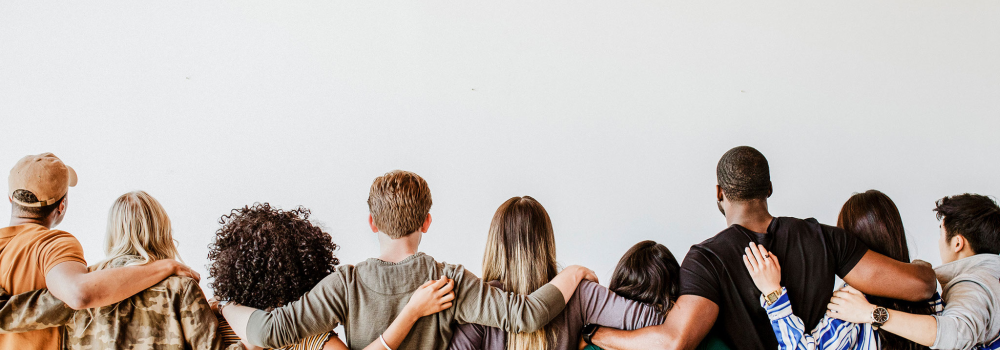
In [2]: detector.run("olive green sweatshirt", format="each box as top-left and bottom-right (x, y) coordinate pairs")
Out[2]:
(246, 252), (567, 350)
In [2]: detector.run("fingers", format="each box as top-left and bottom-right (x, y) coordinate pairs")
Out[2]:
(428, 276), (448, 291)
(582, 269), (599, 283)
(843, 285), (862, 295)
(744, 248), (759, 271)
(434, 279), (455, 297)
(748, 243), (767, 268)
(440, 302), (453, 310)
(177, 266), (201, 282)
(743, 254), (755, 273)
(440, 291), (456, 304)
(771, 254), (781, 269)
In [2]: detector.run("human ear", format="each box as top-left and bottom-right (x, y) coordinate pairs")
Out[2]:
(951, 234), (965, 253)
(716, 185), (724, 202)
(766, 182), (773, 198)
(368, 214), (379, 233)
(420, 214), (432, 233)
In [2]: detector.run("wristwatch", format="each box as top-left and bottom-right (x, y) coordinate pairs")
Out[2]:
(763, 288), (783, 306)
(871, 306), (889, 330)
(582, 324), (601, 346)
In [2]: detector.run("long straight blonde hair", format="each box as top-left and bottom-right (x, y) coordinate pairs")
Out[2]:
(482, 196), (557, 350)
(94, 191), (180, 271)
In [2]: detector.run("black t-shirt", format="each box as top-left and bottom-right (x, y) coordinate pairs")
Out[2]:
(679, 217), (869, 350)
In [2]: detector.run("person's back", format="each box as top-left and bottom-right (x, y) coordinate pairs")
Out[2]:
(0, 223), (85, 349)
(0, 191), (219, 349)
(0, 153), (87, 349)
(62, 257), (218, 349)
(447, 199), (666, 350)
(586, 146), (937, 350)
(684, 216), (867, 348)
(225, 171), (596, 350)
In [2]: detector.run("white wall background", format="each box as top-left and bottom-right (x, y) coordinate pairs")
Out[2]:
(2, 1), (999, 297)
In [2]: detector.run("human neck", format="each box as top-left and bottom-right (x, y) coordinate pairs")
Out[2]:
(725, 200), (774, 234)
(9, 213), (52, 228)
(377, 231), (421, 263)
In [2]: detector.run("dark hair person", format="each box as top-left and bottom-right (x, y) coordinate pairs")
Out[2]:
(837, 190), (938, 350)
(608, 241), (681, 314)
(586, 146), (936, 350)
(448, 196), (664, 350)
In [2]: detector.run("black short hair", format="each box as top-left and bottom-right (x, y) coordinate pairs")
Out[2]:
(717, 146), (771, 201)
(207, 203), (339, 310)
(608, 240), (680, 313)
(11, 190), (64, 218)
(934, 193), (1000, 255)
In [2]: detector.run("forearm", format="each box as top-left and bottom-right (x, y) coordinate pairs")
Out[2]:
(221, 304), (259, 346)
(362, 309), (421, 350)
(456, 272), (566, 333)
(49, 260), (176, 309)
(0, 288), (73, 333)
(549, 266), (589, 302)
(880, 311), (936, 346)
(845, 253), (936, 302)
(591, 326), (675, 350)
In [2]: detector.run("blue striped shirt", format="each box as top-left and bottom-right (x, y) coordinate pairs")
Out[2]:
(762, 286), (944, 350)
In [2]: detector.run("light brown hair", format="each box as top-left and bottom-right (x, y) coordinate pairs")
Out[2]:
(482, 196), (557, 350)
(367, 170), (433, 239)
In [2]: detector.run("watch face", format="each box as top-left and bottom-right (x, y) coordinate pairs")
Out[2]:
(873, 307), (889, 324)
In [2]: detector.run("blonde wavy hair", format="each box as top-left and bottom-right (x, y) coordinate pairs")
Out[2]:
(94, 191), (180, 271)
(482, 196), (557, 350)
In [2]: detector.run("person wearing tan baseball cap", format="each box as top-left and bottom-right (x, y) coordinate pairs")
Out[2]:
(7, 153), (77, 226)
(1, 153), (200, 350)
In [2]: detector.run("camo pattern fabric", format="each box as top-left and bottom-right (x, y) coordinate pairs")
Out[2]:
(0, 256), (225, 350)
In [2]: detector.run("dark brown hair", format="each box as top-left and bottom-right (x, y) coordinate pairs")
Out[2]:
(207, 203), (339, 310)
(11, 189), (64, 218)
(934, 193), (1000, 255)
(837, 190), (933, 350)
(716, 146), (771, 201)
(608, 240), (680, 314)
(367, 170), (433, 239)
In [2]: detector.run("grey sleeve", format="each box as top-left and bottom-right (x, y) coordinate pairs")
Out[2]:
(576, 281), (665, 330)
(931, 281), (995, 350)
(246, 272), (348, 348)
(0, 287), (73, 333)
(453, 267), (567, 333)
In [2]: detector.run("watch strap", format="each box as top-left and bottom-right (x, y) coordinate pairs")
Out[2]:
(582, 324), (601, 346)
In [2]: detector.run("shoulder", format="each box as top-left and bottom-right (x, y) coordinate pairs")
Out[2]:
(15, 226), (81, 247)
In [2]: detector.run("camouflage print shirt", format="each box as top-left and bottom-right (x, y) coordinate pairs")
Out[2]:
(0, 276), (224, 350)
(0, 257), (332, 350)
(0, 256), (226, 350)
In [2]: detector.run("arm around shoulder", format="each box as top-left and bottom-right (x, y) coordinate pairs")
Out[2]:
(231, 271), (348, 348)
(45, 259), (198, 310)
(843, 251), (935, 302)
(0, 286), (74, 333)
(453, 265), (594, 333)
(591, 294), (718, 350)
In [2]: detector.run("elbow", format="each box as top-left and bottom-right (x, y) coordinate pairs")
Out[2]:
(60, 292), (92, 310)
(910, 269), (937, 301)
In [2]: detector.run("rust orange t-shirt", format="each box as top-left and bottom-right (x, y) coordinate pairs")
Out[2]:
(0, 223), (86, 350)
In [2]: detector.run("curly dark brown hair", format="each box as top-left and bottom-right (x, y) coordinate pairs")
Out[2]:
(207, 203), (339, 310)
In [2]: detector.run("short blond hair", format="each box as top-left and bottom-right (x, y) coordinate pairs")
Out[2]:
(368, 170), (433, 239)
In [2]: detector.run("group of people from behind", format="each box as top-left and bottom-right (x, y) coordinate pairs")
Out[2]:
(0, 147), (998, 350)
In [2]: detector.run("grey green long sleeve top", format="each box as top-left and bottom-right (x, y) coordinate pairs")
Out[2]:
(246, 252), (567, 350)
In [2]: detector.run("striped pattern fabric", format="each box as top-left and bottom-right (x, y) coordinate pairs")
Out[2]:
(218, 316), (334, 350)
(763, 286), (944, 350)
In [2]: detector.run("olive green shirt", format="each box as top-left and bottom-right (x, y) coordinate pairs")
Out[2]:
(246, 252), (567, 350)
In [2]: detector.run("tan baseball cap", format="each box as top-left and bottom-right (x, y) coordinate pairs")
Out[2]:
(8, 153), (78, 207)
